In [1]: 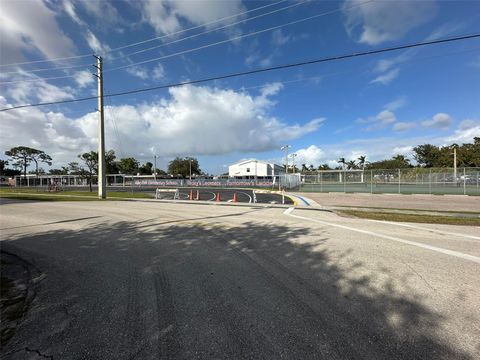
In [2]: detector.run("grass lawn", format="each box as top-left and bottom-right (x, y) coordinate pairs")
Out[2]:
(339, 210), (480, 226)
(0, 188), (153, 201)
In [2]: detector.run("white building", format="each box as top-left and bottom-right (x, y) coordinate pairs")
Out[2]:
(228, 159), (284, 178)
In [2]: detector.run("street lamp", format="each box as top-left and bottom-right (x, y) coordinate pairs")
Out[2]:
(280, 145), (291, 174)
(291, 153), (297, 173)
(153, 155), (157, 180)
(189, 158), (192, 181)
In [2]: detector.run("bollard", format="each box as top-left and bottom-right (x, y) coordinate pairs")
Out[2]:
(189, 189), (193, 200)
(233, 192), (237, 203)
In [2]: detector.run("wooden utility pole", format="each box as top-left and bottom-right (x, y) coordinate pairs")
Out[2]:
(93, 55), (106, 199)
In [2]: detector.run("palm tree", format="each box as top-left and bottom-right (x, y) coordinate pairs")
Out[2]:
(347, 160), (357, 170)
(337, 157), (346, 170)
(357, 155), (367, 170)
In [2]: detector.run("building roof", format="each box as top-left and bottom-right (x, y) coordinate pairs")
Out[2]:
(229, 159), (283, 167)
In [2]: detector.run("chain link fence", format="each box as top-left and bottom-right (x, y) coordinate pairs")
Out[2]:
(299, 168), (480, 195)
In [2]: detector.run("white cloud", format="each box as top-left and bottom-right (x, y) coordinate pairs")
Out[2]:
(0, 85), (322, 165)
(152, 64), (166, 80)
(74, 70), (95, 88)
(393, 122), (416, 132)
(2, 72), (75, 104)
(357, 109), (396, 130)
(422, 113), (453, 129)
(370, 68), (400, 85)
(142, 0), (245, 35)
(0, 0), (76, 64)
(445, 119), (480, 143)
(384, 96), (407, 111)
(126, 66), (150, 80)
(293, 145), (325, 166)
(271, 29), (290, 47)
(85, 30), (110, 54)
(342, 0), (436, 45)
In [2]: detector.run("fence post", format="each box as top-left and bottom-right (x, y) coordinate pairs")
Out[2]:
(320, 172), (323, 192)
(343, 170), (346, 193)
(398, 169), (401, 194)
(463, 168), (466, 195)
(429, 169), (432, 194)
(370, 170), (373, 194)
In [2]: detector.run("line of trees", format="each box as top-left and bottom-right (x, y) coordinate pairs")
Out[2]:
(2, 146), (203, 189)
(291, 137), (480, 173)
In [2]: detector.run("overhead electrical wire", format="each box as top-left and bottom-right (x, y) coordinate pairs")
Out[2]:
(1, 0), (371, 83)
(0, 62), (92, 76)
(0, 0), (290, 69)
(103, 0), (291, 54)
(1, 33), (478, 112)
(0, 69), (94, 85)
(106, 0), (310, 62)
(105, 0), (374, 73)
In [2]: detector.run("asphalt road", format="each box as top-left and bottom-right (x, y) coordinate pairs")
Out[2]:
(1, 199), (479, 359)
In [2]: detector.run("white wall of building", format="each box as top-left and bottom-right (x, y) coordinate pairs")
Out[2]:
(228, 160), (283, 178)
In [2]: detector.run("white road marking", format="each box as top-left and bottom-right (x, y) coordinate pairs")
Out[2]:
(206, 191), (217, 202)
(284, 207), (480, 264)
(367, 219), (480, 240)
(238, 191), (252, 204)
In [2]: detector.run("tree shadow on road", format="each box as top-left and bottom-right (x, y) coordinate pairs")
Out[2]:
(0, 213), (475, 359)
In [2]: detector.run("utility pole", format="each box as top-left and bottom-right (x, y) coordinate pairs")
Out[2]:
(281, 145), (291, 174)
(153, 155), (157, 180)
(291, 153), (297, 173)
(189, 158), (192, 181)
(453, 147), (457, 183)
(93, 55), (106, 199)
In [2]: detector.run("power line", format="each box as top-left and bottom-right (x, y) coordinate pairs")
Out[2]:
(0, 53), (93, 68)
(0, 68), (94, 85)
(0, 0), (290, 69)
(1, 33), (478, 112)
(106, 0), (310, 63)
(105, 1), (374, 73)
(104, 0), (291, 54)
(0, 62), (92, 76)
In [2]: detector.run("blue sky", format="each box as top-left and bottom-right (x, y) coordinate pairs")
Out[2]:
(1, 0), (479, 174)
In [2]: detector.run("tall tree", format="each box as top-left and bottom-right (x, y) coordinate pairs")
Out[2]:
(357, 155), (367, 170)
(78, 152), (98, 192)
(413, 144), (440, 167)
(347, 160), (357, 170)
(139, 162), (153, 175)
(117, 157), (140, 175)
(5, 146), (52, 181)
(167, 157), (201, 178)
(105, 150), (118, 174)
(318, 163), (331, 170)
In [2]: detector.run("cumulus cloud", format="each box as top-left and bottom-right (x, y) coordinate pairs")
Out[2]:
(142, 0), (245, 35)
(0, 0), (76, 64)
(445, 119), (480, 143)
(293, 145), (325, 166)
(2, 72), (75, 104)
(357, 109), (396, 130)
(422, 113), (452, 129)
(0, 85), (322, 165)
(342, 0), (436, 45)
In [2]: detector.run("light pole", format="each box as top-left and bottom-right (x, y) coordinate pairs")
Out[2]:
(280, 145), (291, 174)
(291, 153), (297, 173)
(189, 158), (192, 181)
(153, 155), (157, 180)
(453, 147), (457, 183)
